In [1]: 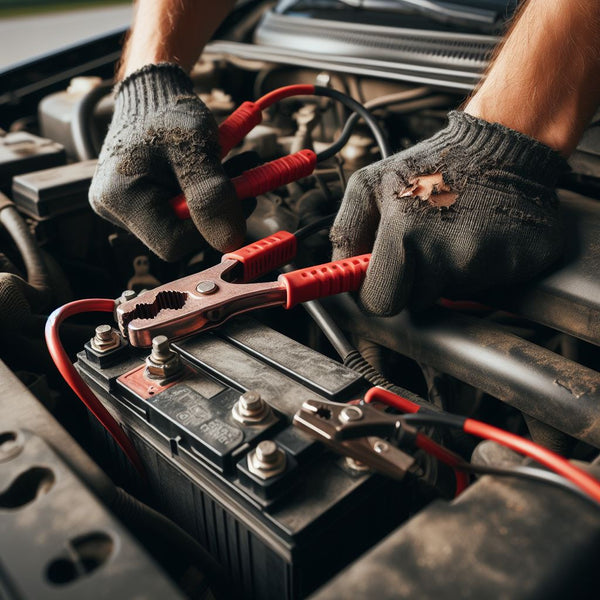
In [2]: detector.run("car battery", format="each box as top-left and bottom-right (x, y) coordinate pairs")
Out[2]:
(0, 131), (65, 194)
(76, 316), (415, 599)
(11, 159), (97, 220)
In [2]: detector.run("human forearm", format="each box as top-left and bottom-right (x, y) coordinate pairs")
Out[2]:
(465, 0), (600, 156)
(118, 0), (236, 79)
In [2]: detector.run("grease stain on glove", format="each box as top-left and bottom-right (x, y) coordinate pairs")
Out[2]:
(89, 63), (244, 262)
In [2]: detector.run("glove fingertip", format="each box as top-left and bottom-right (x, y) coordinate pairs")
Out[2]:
(331, 245), (355, 262)
(358, 282), (407, 317)
(203, 217), (246, 253)
(358, 243), (413, 317)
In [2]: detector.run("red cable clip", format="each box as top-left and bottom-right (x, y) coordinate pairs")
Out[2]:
(169, 149), (317, 220)
(170, 84), (319, 220)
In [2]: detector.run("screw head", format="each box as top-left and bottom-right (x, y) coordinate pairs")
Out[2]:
(345, 456), (371, 473)
(256, 440), (278, 463)
(95, 324), (113, 340)
(196, 280), (218, 295)
(121, 289), (137, 301)
(340, 406), (363, 423)
(232, 391), (271, 425)
(248, 440), (286, 479)
(91, 325), (120, 352)
(146, 336), (183, 381)
(152, 335), (169, 350)
(151, 335), (171, 359)
(240, 390), (262, 411)
(373, 441), (389, 454)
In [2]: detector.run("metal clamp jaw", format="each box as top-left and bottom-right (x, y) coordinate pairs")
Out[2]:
(293, 398), (416, 480)
(116, 259), (286, 348)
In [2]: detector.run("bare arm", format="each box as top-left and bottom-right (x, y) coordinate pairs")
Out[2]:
(118, 0), (237, 79)
(465, 0), (600, 157)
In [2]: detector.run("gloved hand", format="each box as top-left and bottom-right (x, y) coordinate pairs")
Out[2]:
(330, 111), (566, 316)
(89, 63), (244, 262)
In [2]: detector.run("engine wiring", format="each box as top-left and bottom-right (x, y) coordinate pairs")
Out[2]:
(45, 299), (146, 477)
(249, 83), (392, 160)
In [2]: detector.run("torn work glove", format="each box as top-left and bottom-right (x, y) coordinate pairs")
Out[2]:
(330, 111), (566, 316)
(89, 63), (244, 262)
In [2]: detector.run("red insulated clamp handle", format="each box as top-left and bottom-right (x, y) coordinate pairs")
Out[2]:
(222, 230), (297, 282)
(232, 149), (317, 201)
(279, 254), (371, 309)
(217, 101), (263, 158)
(168, 149), (318, 220)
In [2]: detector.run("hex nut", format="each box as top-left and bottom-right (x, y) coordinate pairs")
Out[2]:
(232, 390), (272, 425)
(247, 441), (286, 480)
(345, 456), (371, 473)
(90, 325), (121, 353)
(145, 336), (183, 381)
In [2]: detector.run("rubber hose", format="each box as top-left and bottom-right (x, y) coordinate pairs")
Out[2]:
(343, 349), (431, 409)
(71, 80), (113, 161)
(0, 272), (41, 332)
(0, 202), (50, 294)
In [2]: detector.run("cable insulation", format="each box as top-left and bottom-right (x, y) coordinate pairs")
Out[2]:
(45, 299), (145, 476)
(415, 432), (470, 495)
(255, 84), (316, 110)
(463, 418), (600, 505)
(364, 387), (467, 495)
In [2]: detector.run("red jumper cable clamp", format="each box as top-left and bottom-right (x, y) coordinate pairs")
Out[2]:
(116, 230), (371, 348)
(170, 84), (319, 219)
(293, 397), (418, 480)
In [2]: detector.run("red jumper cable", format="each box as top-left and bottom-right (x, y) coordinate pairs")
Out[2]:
(366, 387), (600, 505)
(169, 84), (388, 219)
(45, 299), (146, 477)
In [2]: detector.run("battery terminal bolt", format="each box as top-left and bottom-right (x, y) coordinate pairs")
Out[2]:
(145, 335), (184, 381)
(232, 390), (272, 424)
(91, 324), (121, 353)
(248, 440), (286, 479)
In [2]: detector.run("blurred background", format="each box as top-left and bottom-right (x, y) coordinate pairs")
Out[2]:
(0, 1), (131, 70)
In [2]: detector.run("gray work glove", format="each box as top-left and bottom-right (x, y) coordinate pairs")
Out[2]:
(89, 63), (244, 261)
(330, 111), (566, 316)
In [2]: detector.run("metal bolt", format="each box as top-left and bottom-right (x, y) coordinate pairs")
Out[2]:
(345, 456), (371, 473)
(248, 440), (286, 479)
(373, 441), (389, 454)
(145, 335), (183, 381)
(151, 335), (172, 361)
(232, 390), (272, 425)
(114, 290), (137, 323)
(240, 390), (262, 411)
(340, 406), (363, 423)
(91, 324), (121, 353)
(95, 324), (113, 340)
(121, 289), (137, 302)
(256, 441), (278, 463)
(196, 280), (218, 295)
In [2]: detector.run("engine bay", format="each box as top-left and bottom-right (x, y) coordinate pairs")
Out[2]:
(1, 2), (600, 598)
